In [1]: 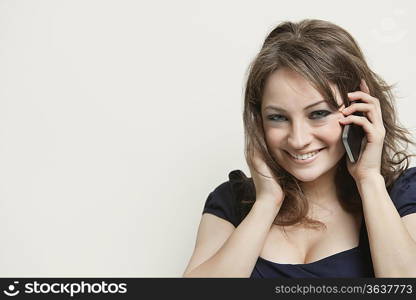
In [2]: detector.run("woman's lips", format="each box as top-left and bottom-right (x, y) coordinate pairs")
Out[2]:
(285, 148), (325, 164)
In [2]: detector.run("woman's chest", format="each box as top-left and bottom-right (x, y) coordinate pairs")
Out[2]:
(260, 210), (363, 265)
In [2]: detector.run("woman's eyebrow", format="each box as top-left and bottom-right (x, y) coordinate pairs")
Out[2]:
(263, 100), (327, 112)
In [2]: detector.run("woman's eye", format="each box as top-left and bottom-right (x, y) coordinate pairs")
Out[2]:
(267, 114), (287, 122)
(266, 111), (331, 122)
(310, 110), (331, 119)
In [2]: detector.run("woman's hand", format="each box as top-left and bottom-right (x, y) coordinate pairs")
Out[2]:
(339, 79), (386, 182)
(247, 146), (285, 206)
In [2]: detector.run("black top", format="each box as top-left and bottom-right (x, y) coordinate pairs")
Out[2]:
(202, 167), (416, 278)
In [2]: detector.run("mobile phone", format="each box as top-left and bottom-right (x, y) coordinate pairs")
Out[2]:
(341, 100), (366, 163)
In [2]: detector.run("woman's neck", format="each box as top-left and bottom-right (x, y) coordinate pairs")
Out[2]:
(300, 166), (340, 209)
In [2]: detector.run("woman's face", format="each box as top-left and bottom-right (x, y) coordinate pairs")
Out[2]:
(261, 68), (346, 182)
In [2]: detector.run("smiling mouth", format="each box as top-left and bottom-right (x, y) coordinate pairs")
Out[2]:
(285, 148), (325, 162)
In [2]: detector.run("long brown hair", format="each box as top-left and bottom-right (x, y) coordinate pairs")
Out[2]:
(241, 19), (416, 230)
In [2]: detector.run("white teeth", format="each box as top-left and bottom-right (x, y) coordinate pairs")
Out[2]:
(289, 150), (320, 160)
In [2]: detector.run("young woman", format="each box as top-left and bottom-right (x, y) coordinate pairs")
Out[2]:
(183, 19), (416, 278)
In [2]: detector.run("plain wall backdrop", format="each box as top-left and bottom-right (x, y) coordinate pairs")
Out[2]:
(0, 0), (415, 277)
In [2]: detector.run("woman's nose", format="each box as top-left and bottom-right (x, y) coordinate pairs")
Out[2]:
(287, 121), (313, 150)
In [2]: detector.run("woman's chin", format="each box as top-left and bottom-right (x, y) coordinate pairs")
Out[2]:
(294, 174), (319, 183)
(286, 169), (322, 183)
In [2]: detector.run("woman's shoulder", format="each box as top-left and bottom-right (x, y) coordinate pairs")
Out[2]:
(202, 169), (255, 227)
(389, 166), (416, 191)
(388, 166), (416, 217)
(227, 169), (256, 200)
